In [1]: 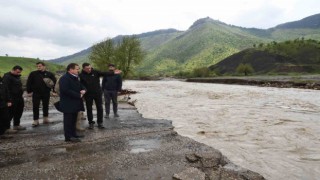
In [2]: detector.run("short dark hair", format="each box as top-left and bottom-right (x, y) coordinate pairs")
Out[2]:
(12, 65), (23, 71)
(82, 62), (91, 69)
(108, 63), (115, 67)
(36, 62), (45, 66)
(67, 63), (79, 71)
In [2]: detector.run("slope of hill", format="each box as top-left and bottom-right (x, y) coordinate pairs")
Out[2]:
(50, 29), (182, 66)
(49, 13), (320, 75)
(0, 56), (65, 76)
(137, 17), (268, 75)
(274, 13), (320, 29)
(210, 39), (320, 75)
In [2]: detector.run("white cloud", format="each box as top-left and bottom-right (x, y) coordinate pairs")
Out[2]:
(0, 0), (319, 59)
(0, 36), (79, 59)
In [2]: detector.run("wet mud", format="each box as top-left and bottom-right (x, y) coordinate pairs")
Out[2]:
(0, 103), (263, 179)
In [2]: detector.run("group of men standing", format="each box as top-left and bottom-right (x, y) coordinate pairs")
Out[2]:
(0, 62), (122, 142)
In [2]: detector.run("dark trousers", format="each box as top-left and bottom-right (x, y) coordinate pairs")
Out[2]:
(63, 112), (78, 140)
(85, 94), (103, 124)
(104, 90), (118, 115)
(32, 93), (50, 120)
(0, 107), (10, 135)
(9, 97), (24, 126)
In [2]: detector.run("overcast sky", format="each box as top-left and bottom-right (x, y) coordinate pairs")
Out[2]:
(0, 0), (319, 60)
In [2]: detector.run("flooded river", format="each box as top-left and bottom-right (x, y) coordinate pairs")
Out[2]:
(124, 80), (320, 180)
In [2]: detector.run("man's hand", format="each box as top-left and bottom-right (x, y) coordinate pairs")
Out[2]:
(114, 69), (122, 74)
(27, 93), (33, 97)
(80, 90), (86, 95)
(7, 102), (12, 107)
(52, 92), (58, 96)
(80, 90), (86, 98)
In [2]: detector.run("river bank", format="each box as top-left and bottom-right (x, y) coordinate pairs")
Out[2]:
(0, 102), (264, 179)
(186, 75), (320, 90)
(124, 80), (320, 180)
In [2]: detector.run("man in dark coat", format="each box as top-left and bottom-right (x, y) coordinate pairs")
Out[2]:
(102, 64), (122, 118)
(59, 63), (86, 142)
(26, 62), (56, 126)
(79, 63), (121, 129)
(3, 66), (25, 132)
(0, 76), (13, 139)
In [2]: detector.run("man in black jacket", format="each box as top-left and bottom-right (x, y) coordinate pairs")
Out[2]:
(102, 64), (122, 119)
(59, 63), (86, 142)
(79, 63), (121, 129)
(26, 62), (56, 126)
(3, 66), (26, 131)
(0, 75), (13, 138)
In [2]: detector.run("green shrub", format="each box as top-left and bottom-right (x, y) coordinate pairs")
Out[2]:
(236, 63), (254, 76)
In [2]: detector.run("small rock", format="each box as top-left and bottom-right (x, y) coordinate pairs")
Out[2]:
(173, 167), (205, 180)
(195, 151), (222, 168)
(171, 131), (178, 136)
(222, 164), (265, 180)
(185, 153), (199, 163)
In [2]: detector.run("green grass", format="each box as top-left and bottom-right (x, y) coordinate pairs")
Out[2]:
(0, 56), (65, 77)
(136, 20), (269, 75)
(50, 15), (320, 76)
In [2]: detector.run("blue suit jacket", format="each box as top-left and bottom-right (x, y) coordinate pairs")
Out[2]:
(59, 73), (85, 113)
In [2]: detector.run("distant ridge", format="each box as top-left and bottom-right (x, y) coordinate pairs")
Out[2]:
(275, 13), (320, 29)
(49, 13), (320, 75)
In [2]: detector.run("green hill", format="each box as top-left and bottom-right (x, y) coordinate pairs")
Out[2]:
(210, 39), (320, 75)
(49, 13), (320, 76)
(50, 29), (182, 66)
(0, 56), (65, 77)
(137, 18), (268, 75)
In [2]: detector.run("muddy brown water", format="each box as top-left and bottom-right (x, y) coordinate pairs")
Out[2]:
(124, 80), (320, 180)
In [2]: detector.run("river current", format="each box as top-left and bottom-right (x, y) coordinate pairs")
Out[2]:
(123, 80), (320, 180)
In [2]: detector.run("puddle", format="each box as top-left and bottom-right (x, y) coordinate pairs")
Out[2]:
(52, 134), (65, 141)
(128, 139), (160, 154)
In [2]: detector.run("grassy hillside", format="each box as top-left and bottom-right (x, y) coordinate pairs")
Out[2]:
(210, 39), (320, 75)
(49, 13), (320, 76)
(137, 18), (268, 75)
(50, 29), (182, 66)
(0, 56), (65, 77)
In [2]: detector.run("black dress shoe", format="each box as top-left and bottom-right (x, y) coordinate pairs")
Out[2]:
(88, 123), (94, 130)
(65, 137), (81, 142)
(98, 124), (105, 129)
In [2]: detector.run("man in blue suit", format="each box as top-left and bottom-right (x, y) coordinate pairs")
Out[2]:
(59, 63), (86, 142)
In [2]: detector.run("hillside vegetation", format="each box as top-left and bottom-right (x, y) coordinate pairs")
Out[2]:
(210, 38), (320, 75)
(49, 13), (320, 76)
(0, 56), (65, 77)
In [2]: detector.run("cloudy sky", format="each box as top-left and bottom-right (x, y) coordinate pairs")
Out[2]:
(0, 0), (319, 60)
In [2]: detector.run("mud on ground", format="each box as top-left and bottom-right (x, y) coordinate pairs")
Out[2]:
(0, 103), (264, 180)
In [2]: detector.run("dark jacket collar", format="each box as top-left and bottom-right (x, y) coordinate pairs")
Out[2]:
(67, 72), (79, 80)
(8, 72), (21, 78)
(81, 69), (96, 75)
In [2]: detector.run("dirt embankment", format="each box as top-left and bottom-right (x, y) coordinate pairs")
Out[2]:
(187, 75), (320, 90)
